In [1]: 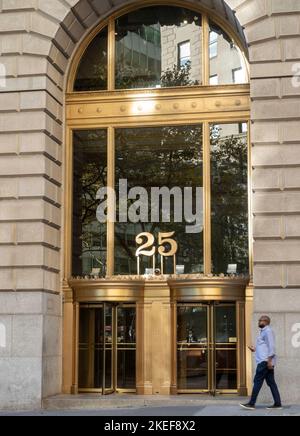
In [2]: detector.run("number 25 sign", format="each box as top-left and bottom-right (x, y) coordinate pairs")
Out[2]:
(135, 232), (178, 275)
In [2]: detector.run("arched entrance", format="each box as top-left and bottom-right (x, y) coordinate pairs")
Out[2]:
(62, 0), (252, 396)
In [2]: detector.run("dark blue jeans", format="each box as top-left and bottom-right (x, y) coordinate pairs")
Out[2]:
(250, 361), (282, 406)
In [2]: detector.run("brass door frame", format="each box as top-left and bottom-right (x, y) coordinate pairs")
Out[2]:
(212, 302), (240, 395)
(103, 302), (114, 395)
(77, 303), (137, 395)
(176, 301), (242, 395)
(177, 303), (210, 394)
(63, 1), (252, 396)
(115, 304), (137, 394)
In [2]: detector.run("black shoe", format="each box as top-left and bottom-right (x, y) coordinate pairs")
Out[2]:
(240, 403), (256, 410)
(266, 405), (283, 410)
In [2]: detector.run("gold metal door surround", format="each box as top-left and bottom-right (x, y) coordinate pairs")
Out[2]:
(177, 304), (210, 393)
(177, 301), (240, 395)
(63, 1), (252, 397)
(115, 304), (137, 393)
(78, 303), (136, 395)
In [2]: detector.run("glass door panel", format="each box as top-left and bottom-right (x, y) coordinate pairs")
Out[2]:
(103, 304), (114, 394)
(79, 305), (104, 391)
(116, 306), (136, 391)
(177, 302), (238, 394)
(78, 304), (136, 394)
(177, 305), (209, 391)
(214, 303), (238, 391)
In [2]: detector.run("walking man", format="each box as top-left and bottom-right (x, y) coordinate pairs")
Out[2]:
(240, 315), (282, 410)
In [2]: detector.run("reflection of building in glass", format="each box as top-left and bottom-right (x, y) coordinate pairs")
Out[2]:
(116, 24), (162, 88)
(209, 23), (247, 85)
(161, 22), (202, 85)
(115, 12), (246, 89)
(211, 124), (249, 275)
(115, 7), (203, 88)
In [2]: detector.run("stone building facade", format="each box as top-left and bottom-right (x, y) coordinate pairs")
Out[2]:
(0, 0), (300, 410)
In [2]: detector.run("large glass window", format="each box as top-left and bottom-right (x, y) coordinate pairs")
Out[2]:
(211, 123), (249, 275)
(70, 5), (250, 279)
(72, 130), (107, 277)
(71, 123), (249, 277)
(115, 125), (204, 275)
(115, 6), (202, 89)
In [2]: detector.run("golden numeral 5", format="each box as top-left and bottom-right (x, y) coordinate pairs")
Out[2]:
(158, 232), (178, 257)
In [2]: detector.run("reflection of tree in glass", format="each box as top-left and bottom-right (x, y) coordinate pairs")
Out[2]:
(81, 158), (107, 275)
(115, 5), (201, 90)
(116, 59), (198, 89)
(74, 31), (108, 92)
(73, 131), (107, 276)
(161, 61), (199, 87)
(211, 126), (249, 275)
(115, 125), (203, 274)
(74, 62), (107, 92)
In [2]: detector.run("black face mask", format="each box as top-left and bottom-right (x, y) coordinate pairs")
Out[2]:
(259, 323), (266, 329)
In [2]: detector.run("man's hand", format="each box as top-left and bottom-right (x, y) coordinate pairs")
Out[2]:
(248, 346), (256, 353)
(268, 358), (274, 370)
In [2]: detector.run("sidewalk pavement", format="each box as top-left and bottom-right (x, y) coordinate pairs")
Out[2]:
(0, 395), (299, 416)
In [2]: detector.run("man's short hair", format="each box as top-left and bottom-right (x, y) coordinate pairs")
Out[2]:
(260, 315), (271, 324)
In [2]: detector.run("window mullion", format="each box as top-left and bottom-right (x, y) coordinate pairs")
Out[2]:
(203, 122), (212, 275)
(107, 126), (115, 276)
(202, 14), (210, 86)
(108, 18), (115, 91)
(247, 120), (253, 280)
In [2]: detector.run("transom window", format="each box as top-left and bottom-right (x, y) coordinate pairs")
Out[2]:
(72, 5), (248, 92)
(67, 3), (251, 280)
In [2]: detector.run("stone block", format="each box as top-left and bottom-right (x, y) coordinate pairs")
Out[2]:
(42, 315), (62, 358)
(254, 240), (300, 263)
(0, 223), (16, 244)
(253, 289), (300, 313)
(42, 356), (62, 398)
(254, 264), (284, 288)
(253, 216), (282, 239)
(12, 315), (43, 358)
(0, 357), (42, 410)
(286, 265), (300, 287)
